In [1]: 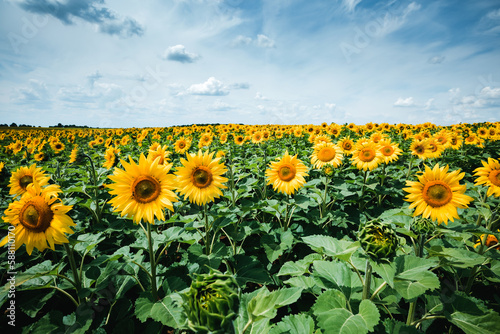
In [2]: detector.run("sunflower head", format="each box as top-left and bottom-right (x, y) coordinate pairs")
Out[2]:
(9, 164), (50, 198)
(474, 234), (500, 251)
(175, 150), (228, 206)
(404, 163), (473, 225)
(0, 183), (75, 255)
(107, 154), (178, 224)
(265, 151), (309, 195)
(411, 218), (437, 235)
(358, 220), (399, 262)
(474, 158), (500, 197)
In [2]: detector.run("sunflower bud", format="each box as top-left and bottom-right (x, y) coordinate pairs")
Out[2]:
(181, 271), (239, 334)
(322, 165), (334, 177)
(411, 218), (436, 235)
(359, 220), (399, 262)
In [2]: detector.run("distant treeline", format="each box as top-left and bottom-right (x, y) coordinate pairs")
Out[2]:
(0, 123), (90, 128)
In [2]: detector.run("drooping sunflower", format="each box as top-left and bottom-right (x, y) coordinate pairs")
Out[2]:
(0, 183), (75, 255)
(69, 146), (79, 164)
(310, 142), (343, 169)
(474, 157), (500, 197)
(9, 164), (51, 198)
(266, 151), (309, 195)
(103, 146), (121, 170)
(175, 150), (228, 206)
(350, 141), (383, 171)
(107, 154), (178, 224)
(404, 163), (473, 224)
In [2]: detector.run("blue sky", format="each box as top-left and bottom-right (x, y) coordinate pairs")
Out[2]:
(1, 0), (499, 128)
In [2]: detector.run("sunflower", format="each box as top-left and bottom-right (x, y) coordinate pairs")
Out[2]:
(350, 141), (383, 171)
(50, 140), (65, 154)
(425, 139), (445, 159)
(198, 133), (213, 148)
(474, 234), (500, 250)
(107, 154), (178, 224)
(9, 164), (51, 198)
(337, 136), (355, 155)
(147, 144), (170, 165)
(266, 151), (309, 195)
(378, 140), (402, 164)
(34, 152), (46, 162)
(310, 142), (343, 169)
(175, 150), (228, 206)
(103, 146), (121, 170)
(69, 146), (79, 164)
(410, 140), (429, 160)
(0, 183), (75, 255)
(174, 137), (191, 154)
(234, 135), (245, 145)
(404, 163), (473, 224)
(252, 131), (264, 144)
(474, 158), (500, 197)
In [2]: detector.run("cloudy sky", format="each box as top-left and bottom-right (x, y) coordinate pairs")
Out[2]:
(1, 0), (499, 128)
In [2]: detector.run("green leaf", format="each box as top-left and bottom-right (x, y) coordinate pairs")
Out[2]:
(383, 318), (420, 334)
(312, 260), (361, 299)
(269, 313), (315, 334)
(248, 287), (303, 321)
(394, 271), (440, 301)
(450, 311), (500, 334)
(303, 235), (359, 261)
(233, 254), (273, 286)
(261, 229), (294, 263)
(150, 294), (186, 328)
(313, 291), (380, 334)
(370, 261), (396, 288)
(18, 289), (55, 318)
(135, 297), (154, 323)
(428, 246), (485, 268)
(278, 253), (322, 277)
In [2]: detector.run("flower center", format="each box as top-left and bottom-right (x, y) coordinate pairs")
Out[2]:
(359, 148), (376, 162)
(343, 142), (352, 150)
(415, 144), (425, 154)
(179, 142), (185, 149)
(132, 175), (161, 203)
(423, 181), (453, 207)
(19, 197), (53, 233)
(317, 147), (336, 162)
(19, 175), (34, 190)
(381, 146), (394, 156)
(278, 163), (296, 182)
(191, 166), (213, 188)
(429, 143), (438, 152)
(488, 169), (500, 187)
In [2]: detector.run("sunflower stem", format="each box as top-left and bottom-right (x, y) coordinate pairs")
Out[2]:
(362, 260), (372, 300)
(407, 234), (424, 326)
(321, 175), (329, 218)
(465, 234), (487, 294)
(203, 204), (211, 255)
(378, 163), (387, 207)
(146, 222), (159, 300)
(83, 153), (101, 225)
(63, 243), (82, 295)
(359, 170), (369, 210)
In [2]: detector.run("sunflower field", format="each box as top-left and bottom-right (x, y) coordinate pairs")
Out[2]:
(1, 122), (500, 334)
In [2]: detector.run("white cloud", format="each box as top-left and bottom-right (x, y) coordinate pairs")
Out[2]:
(229, 82), (250, 89)
(427, 55), (445, 64)
(232, 34), (275, 48)
(186, 77), (229, 96)
(163, 45), (200, 63)
(256, 34), (276, 48)
(480, 86), (500, 98)
(12, 79), (49, 104)
(394, 97), (415, 107)
(424, 98), (434, 110)
(379, 2), (421, 36)
(343, 0), (363, 13)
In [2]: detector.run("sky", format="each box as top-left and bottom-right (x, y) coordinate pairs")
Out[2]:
(0, 0), (499, 128)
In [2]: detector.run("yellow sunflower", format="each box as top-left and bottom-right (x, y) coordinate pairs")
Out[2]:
(410, 140), (429, 160)
(337, 136), (355, 155)
(474, 234), (500, 250)
(9, 164), (51, 198)
(350, 141), (383, 171)
(107, 154), (178, 224)
(310, 142), (343, 169)
(0, 183), (75, 255)
(147, 144), (170, 165)
(474, 158), (500, 197)
(103, 146), (121, 170)
(175, 150), (228, 206)
(378, 140), (403, 164)
(174, 137), (191, 154)
(266, 151), (309, 195)
(404, 163), (473, 224)
(234, 135), (246, 145)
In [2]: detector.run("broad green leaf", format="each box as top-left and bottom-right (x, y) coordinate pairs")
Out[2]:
(248, 287), (303, 321)
(303, 235), (359, 261)
(312, 289), (346, 315)
(269, 313), (315, 334)
(233, 254), (273, 286)
(428, 246), (486, 268)
(135, 297), (154, 323)
(383, 318), (420, 334)
(450, 311), (500, 334)
(394, 271), (440, 300)
(278, 253), (322, 276)
(261, 229), (294, 263)
(370, 261), (396, 288)
(312, 260), (360, 299)
(150, 294), (186, 328)
(315, 297), (380, 334)
(394, 255), (438, 279)
(18, 289), (55, 318)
